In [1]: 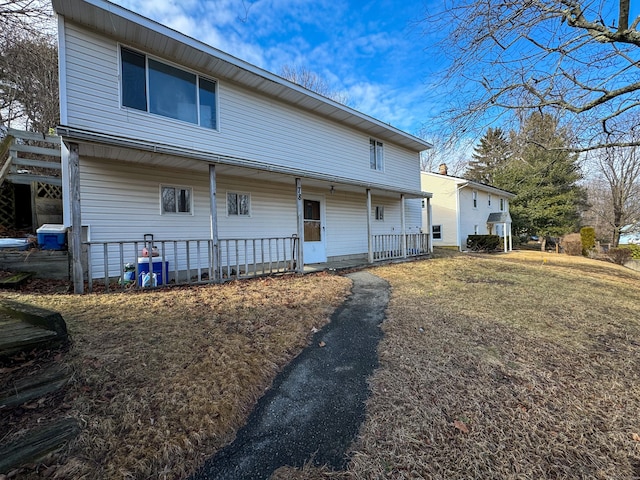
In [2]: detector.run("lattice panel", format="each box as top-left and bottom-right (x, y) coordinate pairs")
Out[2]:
(36, 182), (62, 199)
(0, 183), (15, 228)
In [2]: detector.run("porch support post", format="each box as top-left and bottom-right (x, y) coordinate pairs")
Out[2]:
(209, 164), (219, 280)
(295, 178), (304, 272)
(367, 188), (373, 263)
(69, 142), (83, 294)
(427, 196), (433, 253)
(503, 222), (508, 252)
(401, 194), (406, 258)
(508, 223), (513, 251)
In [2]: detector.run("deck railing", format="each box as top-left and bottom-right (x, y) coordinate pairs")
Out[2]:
(372, 233), (430, 261)
(83, 236), (298, 292)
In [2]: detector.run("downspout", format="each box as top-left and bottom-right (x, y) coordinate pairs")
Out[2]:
(456, 182), (467, 251)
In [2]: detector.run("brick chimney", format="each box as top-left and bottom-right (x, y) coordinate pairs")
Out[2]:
(438, 163), (448, 175)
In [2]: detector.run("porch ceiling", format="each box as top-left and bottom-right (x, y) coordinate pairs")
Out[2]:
(62, 129), (431, 199)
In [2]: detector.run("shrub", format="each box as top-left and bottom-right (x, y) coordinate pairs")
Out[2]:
(562, 233), (583, 256)
(467, 235), (500, 252)
(608, 247), (632, 265)
(619, 244), (640, 259)
(580, 227), (596, 256)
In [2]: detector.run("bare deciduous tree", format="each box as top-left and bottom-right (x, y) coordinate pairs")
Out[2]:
(585, 142), (640, 246)
(427, 0), (640, 152)
(0, 0), (57, 132)
(280, 65), (350, 106)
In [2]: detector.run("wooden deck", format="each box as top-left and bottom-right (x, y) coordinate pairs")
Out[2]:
(0, 314), (58, 352)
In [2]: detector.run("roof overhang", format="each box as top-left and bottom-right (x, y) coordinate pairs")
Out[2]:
(51, 0), (432, 153)
(57, 126), (432, 199)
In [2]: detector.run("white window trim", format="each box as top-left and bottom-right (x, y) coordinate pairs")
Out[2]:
(488, 193), (492, 207)
(500, 198), (505, 211)
(374, 205), (384, 221)
(160, 184), (193, 215)
(119, 44), (220, 131)
(226, 191), (251, 217)
(472, 190), (478, 209)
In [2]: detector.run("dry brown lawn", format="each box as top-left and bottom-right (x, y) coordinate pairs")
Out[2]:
(348, 251), (640, 479)
(4, 250), (640, 479)
(1, 273), (351, 480)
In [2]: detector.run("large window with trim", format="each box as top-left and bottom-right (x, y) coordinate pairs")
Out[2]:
(432, 225), (442, 240)
(121, 46), (218, 129)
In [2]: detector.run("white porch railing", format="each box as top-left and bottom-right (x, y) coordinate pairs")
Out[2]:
(83, 237), (298, 292)
(372, 233), (430, 261)
(81, 233), (430, 292)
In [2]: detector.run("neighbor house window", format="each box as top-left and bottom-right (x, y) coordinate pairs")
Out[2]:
(432, 225), (442, 240)
(121, 46), (218, 129)
(488, 194), (492, 207)
(500, 198), (505, 211)
(227, 192), (250, 216)
(474, 225), (479, 234)
(370, 139), (384, 171)
(161, 185), (192, 214)
(472, 190), (478, 208)
(375, 206), (384, 220)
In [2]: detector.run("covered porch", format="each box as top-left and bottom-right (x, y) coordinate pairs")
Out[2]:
(58, 129), (432, 293)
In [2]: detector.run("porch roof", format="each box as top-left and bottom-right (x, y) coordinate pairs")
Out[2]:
(52, 0), (432, 154)
(487, 212), (512, 224)
(57, 126), (432, 199)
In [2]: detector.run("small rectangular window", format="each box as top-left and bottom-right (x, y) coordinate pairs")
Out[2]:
(121, 48), (147, 111)
(474, 225), (479, 234)
(199, 78), (217, 129)
(472, 190), (478, 208)
(227, 192), (250, 216)
(369, 139), (384, 171)
(500, 198), (505, 211)
(432, 225), (442, 240)
(488, 194), (492, 207)
(161, 185), (192, 214)
(375, 206), (384, 221)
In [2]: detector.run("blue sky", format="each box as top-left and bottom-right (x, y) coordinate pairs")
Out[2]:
(110, 0), (437, 138)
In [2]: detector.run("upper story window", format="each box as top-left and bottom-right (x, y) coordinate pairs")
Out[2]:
(500, 198), (505, 211)
(370, 139), (384, 171)
(121, 47), (218, 130)
(472, 190), (478, 208)
(161, 185), (192, 214)
(488, 193), (492, 207)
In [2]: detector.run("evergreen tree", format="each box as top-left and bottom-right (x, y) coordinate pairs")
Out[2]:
(493, 113), (587, 238)
(466, 127), (509, 184)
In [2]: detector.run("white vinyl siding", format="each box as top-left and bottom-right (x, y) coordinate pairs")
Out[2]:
(61, 23), (422, 192)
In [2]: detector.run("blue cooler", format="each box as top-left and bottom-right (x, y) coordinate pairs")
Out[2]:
(36, 224), (67, 250)
(137, 257), (169, 286)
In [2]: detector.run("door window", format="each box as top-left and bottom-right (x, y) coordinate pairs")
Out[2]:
(304, 199), (321, 241)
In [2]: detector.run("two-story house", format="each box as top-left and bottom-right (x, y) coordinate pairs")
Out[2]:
(421, 166), (515, 252)
(52, 0), (432, 292)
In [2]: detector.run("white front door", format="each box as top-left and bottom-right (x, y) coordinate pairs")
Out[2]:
(303, 197), (326, 264)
